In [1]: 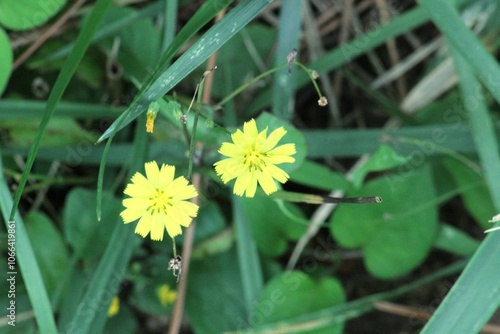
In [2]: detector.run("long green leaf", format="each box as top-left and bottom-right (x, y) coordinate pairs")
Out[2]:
(271, 0), (303, 121)
(418, 1), (500, 332)
(0, 100), (122, 119)
(302, 123), (482, 157)
(0, 157), (58, 333)
(98, 0), (272, 142)
(233, 195), (264, 313)
(8, 0), (113, 221)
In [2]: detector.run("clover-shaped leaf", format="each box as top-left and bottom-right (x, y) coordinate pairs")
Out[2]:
(330, 164), (438, 279)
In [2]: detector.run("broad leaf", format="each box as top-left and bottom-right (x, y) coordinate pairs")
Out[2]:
(0, 0), (66, 30)
(330, 164), (438, 279)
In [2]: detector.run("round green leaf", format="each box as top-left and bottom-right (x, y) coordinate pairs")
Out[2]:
(252, 271), (345, 333)
(0, 0), (66, 31)
(330, 164), (439, 279)
(0, 27), (12, 95)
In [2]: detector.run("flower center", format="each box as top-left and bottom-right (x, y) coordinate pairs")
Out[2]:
(149, 189), (172, 214)
(244, 149), (266, 170)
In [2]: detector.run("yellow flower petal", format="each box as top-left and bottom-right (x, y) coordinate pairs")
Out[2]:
(233, 169), (252, 196)
(159, 164), (175, 189)
(150, 212), (166, 241)
(268, 143), (296, 157)
(145, 161), (161, 187)
(261, 127), (287, 152)
(257, 169), (278, 195)
(122, 197), (150, 210)
(135, 213), (153, 238)
(174, 200), (199, 218)
(164, 212), (183, 238)
(215, 159), (246, 183)
(127, 173), (155, 197)
(245, 170), (258, 197)
(266, 164), (290, 183)
(218, 142), (240, 157)
(243, 119), (258, 138)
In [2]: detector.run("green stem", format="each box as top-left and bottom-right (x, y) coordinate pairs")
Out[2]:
(215, 63), (288, 109)
(172, 237), (177, 258)
(293, 60), (323, 99)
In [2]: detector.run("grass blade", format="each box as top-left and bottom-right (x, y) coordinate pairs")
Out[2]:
(0, 99), (122, 119)
(0, 157), (58, 333)
(302, 123), (482, 157)
(233, 195), (264, 313)
(418, 1), (500, 331)
(272, 0), (303, 121)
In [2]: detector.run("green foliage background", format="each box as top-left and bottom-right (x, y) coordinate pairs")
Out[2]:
(1, 0), (500, 333)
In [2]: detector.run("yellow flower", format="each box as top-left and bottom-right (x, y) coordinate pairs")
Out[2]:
(157, 284), (177, 306)
(214, 119), (296, 197)
(146, 109), (157, 133)
(146, 101), (160, 133)
(107, 297), (120, 317)
(120, 161), (199, 240)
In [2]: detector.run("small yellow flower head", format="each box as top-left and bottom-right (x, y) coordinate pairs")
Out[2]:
(318, 96), (328, 106)
(157, 284), (177, 306)
(214, 119), (296, 197)
(146, 101), (160, 133)
(146, 110), (157, 133)
(107, 297), (120, 317)
(120, 161), (199, 240)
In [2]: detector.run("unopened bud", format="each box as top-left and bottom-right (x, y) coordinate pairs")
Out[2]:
(318, 96), (328, 106)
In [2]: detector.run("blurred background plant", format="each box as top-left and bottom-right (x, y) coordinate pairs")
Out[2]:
(1, 0), (500, 333)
